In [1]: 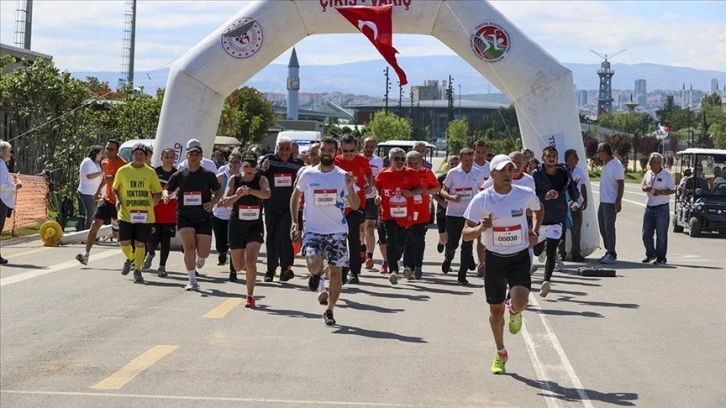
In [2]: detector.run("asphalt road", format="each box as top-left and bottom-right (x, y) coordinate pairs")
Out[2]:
(1, 182), (724, 408)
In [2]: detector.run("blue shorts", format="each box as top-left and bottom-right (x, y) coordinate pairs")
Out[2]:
(302, 232), (349, 267)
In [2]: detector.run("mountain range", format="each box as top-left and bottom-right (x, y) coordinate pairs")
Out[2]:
(73, 56), (726, 98)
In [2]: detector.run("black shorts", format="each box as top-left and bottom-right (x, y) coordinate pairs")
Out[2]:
(118, 220), (152, 243)
(484, 249), (531, 304)
(228, 220), (264, 250)
(177, 214), (213, 236)
(151, 223), (176, 238)
(436, 209), (447, 233)
(94, 199), (117, 224)
(377, 218), (387, 245)
(364, 198), (379, 220)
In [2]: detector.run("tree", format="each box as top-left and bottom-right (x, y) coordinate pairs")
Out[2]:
(606, 133), (632, 169)
(637, 136), (661, 171)
(366, 110), (412, 142)
(218, 86), (276, 147)
(446, 118), (469, 155)
(582, 133), (600, 168)
(702, 92), (722, 107)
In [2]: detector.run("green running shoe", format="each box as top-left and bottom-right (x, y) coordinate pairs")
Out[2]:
(491, 352), (508, 375)
(509, 312), (522, 335)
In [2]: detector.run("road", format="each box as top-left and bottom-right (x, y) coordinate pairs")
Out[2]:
(1, 182), (724, 407)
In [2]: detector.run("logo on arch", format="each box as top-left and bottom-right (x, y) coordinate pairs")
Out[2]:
(470, 22), (511, 63)
(221, 17), (263, 59)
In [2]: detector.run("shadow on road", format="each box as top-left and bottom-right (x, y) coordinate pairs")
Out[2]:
(555, 295), (640, 309)
(531, 307), (605, 319)
(337, 298), (405, 314)
(332, 325), (427, 343)
(508, 373), (638, 406)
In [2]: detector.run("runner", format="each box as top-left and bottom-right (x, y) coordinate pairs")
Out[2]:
(361, 137), (386, 272)
(290, 137), (359, 326)
(334, 135), (373, 284)
(76, 139), (126, 266)
(177, 138), (218, 172)
(221, 151), (271, 307)
(472, 140), (491, 278)
(143, 147), (178, 276)
(163, 143), (223, 291)
(433, 155), (460, 254)
(212, 148), (242, 272)
(462, 154), (542, 374)
(112, 143), (163, 283)
(403, 150), (440, 279)
(374, 148), (422, 284)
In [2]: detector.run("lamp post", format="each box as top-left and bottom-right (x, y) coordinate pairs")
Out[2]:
(383, 67), (391, 114)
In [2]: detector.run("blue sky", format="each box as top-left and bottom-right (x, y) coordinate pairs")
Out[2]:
(1, 1), (724, 85)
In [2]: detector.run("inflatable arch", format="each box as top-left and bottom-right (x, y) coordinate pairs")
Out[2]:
(153, 0), (599, 257)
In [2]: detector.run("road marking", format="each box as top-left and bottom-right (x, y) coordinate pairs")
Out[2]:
(203, 298), (244, 319)
(89, 345), (179, 390)
(4, 246), (52, 258)
(523, 294), (595, 408)
(0, 249), (119, 287)
(591, 189), (645, 208)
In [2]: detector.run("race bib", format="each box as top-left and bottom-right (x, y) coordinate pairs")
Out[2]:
(274, 173), (292, 187)
(492, 224), (523, 247)
(542, 224), (563, 240)
(183, 191), (202, 206)
(390, 200), (407, 218)
(314, 189), (337, 207)
(455, 187), (474, 201)
(238, 205), (260, 220)
(130, 210), (148, 224)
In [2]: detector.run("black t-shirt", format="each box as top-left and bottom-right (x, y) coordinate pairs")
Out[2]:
(258, 154), (305, 214)
(230, 173), (263, 223)
(166, 167), (221, 219)
(154, 166), (177, 188)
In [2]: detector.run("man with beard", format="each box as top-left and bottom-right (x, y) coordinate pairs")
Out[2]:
(290, 137), (359, 326)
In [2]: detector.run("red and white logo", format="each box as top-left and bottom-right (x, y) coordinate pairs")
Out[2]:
(470, 22), (511, 63)
(221, 18), (263, 59)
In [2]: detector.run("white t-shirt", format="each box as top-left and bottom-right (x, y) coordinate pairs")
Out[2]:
(599, 158), (624, 204)
(480, 172), (535, 192)
(296, 166), (353, 235)
(78, 157), (102, 195)
(464, 185), (541, 255)
(178, 158), (218, 173)
(443, 165), (487, 217)
(365, 154), (384, 199)
(212, 168), (233, 220)
(473, 161), (491, 180)
(641, 168), (676, 207)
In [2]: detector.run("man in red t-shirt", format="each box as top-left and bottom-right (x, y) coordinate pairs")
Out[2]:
(334, 135), (372, 284)
(403, 150), (441, 279)
(374, 148), (422, 284)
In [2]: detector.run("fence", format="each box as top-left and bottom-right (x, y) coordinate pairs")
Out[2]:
(1, 174), (49, 235)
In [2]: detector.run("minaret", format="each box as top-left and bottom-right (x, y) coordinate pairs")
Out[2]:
(286, 48), (300, 120)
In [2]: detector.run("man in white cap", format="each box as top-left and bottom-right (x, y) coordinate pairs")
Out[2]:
(177, 138), (218, 173)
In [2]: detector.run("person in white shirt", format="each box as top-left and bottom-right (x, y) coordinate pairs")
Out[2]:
(77, 146), (104, 230)
(471, 140), (491, 277)
(177, 139), (219, 173)
(290, 137), (359, 326)
(641, 153), (676, 265)
(596, 142), (624, 265)
(462, 154), (542, 375)
(0, 140), (21, 265)
(558, 149), (588, 263)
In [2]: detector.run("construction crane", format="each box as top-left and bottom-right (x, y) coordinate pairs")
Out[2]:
(591, 49), (627, 118)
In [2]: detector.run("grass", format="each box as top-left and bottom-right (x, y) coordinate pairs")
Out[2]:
(588, 170), (644, 184)
(1, 224), (42, 241)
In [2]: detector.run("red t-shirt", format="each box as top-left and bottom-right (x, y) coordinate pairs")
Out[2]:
(102, 156), (127, 204)
(334, 154), (371, 215)
(375, 167), (420, 227)
(411, 167), (439, 224)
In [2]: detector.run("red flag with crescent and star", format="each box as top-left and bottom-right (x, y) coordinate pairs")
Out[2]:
(336, 5), (408, 86)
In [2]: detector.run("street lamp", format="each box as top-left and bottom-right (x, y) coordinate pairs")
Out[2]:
(457, 84), (461, 116)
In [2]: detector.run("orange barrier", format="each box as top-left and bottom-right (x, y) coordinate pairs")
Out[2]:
(1, 174), (49, 234)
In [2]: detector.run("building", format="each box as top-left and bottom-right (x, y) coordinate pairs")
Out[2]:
(410, 80), (446, 102)
(635, 79), (647, 97)
(711, 78), (719, 94)
(577, 89), (588, 107)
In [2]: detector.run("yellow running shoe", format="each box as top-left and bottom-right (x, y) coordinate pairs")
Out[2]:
(491, 352), (508, 374)
(509, 312), (522, 335)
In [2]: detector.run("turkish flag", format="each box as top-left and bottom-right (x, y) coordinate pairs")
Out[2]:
(336, 5), (408, 86)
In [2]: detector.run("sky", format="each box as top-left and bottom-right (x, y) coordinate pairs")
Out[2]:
(2, 0), (725, 87)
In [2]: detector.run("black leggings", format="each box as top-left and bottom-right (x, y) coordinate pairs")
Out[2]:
(343, 210), (364, 276)
(146, 223), (175, 267)
(383, 219), (408, 273)
(445, 215), (473, 280)
(212, 216), (230, 255)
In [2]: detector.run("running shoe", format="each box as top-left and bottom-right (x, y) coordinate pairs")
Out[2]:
(458, 278), (470, 286)
(538, 251), (546, 263)
(571, 255), (586, 262)
(0, 257), (7, 265)
(653, 258), (667, 265)
(414, 266), (423, 280)
(491, 352), (508, 375)
(229, 271), (238, 282)
(365, 257), (375, 269)
(540, 280), (551, 298)
(600, 254), (617, 265)
(388, 272), (399, 285)
(530, 264), (538, 275)
(509, 312), (522, 335)
(184, 282), (199, 291)
(323, 310), (336, 326)
(555, 258), (565, 272)
(437, 243), (444, 253)
(347, 275), (360, 284)
(195, 257), (205, 269)
(133, 270), (144, 283)
(217, 252), (227, 266)
(642, 255), (656, 263)
(264, 275), (273, 283)
(142, 252), (154, 270)
(245, 295), (256, 308)
(379, 262), (388, 275)
(318, 290), (329, 305)
(121, 260), (133, 275)
(76, 253), (88, 266)
(280, 268), (295, 282)
(476, 263), (486, 278)
(403, 267), (413, 281)
(441, 258), (452, 274)
(308, 273), (321, 291)
(157, 266), (167, 278)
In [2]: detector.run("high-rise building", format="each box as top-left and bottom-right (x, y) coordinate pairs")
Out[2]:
(711, 78), (719, 94)
(576, 89), (588, 107)
(635, 79), (647, 97)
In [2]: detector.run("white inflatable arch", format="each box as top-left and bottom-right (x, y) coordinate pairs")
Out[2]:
(153, 0), (599, 257)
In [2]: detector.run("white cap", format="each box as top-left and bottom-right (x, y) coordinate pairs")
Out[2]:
(490, 154), (516, 171)
(186, 138), (202, 149)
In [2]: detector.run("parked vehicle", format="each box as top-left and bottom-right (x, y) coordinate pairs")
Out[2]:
(376, 140), (437, 168)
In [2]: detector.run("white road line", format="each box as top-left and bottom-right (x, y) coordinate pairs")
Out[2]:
(523, 294), (595, 408)
(0, 249), (119, 287)
(591, 189), (646, 208)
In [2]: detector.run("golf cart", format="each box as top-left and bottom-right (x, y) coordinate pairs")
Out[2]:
(672, 148), (726, 237)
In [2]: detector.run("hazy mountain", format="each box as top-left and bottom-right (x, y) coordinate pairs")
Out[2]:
(72, 56), (726, 97)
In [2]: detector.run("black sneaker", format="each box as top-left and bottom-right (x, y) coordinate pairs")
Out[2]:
(458, 278), (470, 286)
(133, 270), (144, 283)
(264, 275), (274, 283)
(194, 270), (200, 277)
(121, 260), (133, 275)
(414, 266), (423, 280)
(308, 273), (321, 291)
(280, 269), (295, 282)
(229, 271), (238, 282)
(653, 258), (667, 265)
(217, 252), (227, 266)
(642, 255), (656, 263)
(571, 255), (586, 262)
(442, 258), (452, 274)
(437, 243), (444, 253)
(347, 275), (360, 284)
(323, 311), (336, 326)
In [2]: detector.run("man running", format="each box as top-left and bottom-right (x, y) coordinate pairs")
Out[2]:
(462, 154), (542, 374)
(472, 140), (491, 278)
(164, 143), (223, 291)
(290, 137), (359, 326)
(361, 137), (386, 272)
(143, 147), (178, 276)
(112, 144), (163, 283)
(403, 150), (440, 279)
(76, 139), (126, 265)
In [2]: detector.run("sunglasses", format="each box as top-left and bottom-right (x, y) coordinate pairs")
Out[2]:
(342, 148), (357, 153)
(392, 157), (405, 162)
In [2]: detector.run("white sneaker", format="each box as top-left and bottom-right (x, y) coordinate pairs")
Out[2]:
(403, 268), (413, 281)
(530, 264), (537, 275)
(184, 282), (199, 291)
(600, 254), (617, 264)
(389, 272), (399, 285)
(555, 258), (565, 272)
(195, 257), (205, 269)
(538, 251), (546, 263)
(76, 253), (88, 266)
(540, 281), (551, 298)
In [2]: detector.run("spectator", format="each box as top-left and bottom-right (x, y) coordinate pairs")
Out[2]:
(77, 146), (104, 230)
(596, 142), (624, 265)
(1, 140), (22, 264)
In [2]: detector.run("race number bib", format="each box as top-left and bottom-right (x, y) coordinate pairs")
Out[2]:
(130, 210), (148, 224)
(413, 194), (423, 204)
(274, 173), (292, 187)
(183, 191), (202, 206)
(455, 187), (474, 201)
(492, 224), (523, 247)
(390, 198), (407, 218)
(238, 205), (260, 220)
(541, 224), (563, 240)
(313, 189), (337, 207)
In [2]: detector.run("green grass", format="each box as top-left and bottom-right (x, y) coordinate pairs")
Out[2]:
(588, 170), (643, 184)
(1, 224), (42, 241)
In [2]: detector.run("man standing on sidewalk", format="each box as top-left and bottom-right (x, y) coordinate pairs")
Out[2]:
(641, 153), (676, 265)
(596, 142), (624, 264)
(558, 149), (588, 263)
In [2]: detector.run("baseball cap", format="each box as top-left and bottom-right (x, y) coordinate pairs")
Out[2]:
(490, 154), (516, 171)
(187, 138), (202, 149)
(132, 143), (147, 153)
(187, 145), (203, 154)
(241, 151), (258, 167)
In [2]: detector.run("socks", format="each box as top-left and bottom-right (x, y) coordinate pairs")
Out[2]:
(366, 252), (373, 259)
(134, 246), (146, 271)
(120, 245), (134, 262)
(498, 347), (508, 357)
(187, 269), (197, 283)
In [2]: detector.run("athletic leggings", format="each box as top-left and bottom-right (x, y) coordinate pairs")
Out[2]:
(383, 219), (408, 273)
(146, 223), (175, 267)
